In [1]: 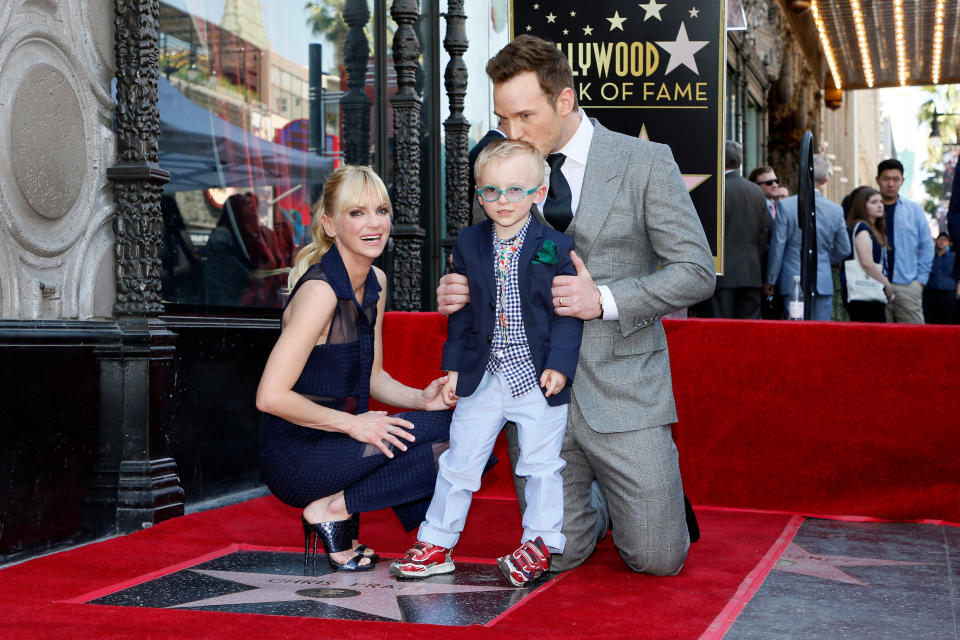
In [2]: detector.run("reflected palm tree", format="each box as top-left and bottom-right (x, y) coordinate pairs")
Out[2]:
(305, 0), (394, 66)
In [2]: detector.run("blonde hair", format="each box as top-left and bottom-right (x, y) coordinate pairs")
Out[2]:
(474, 139), (544, 187)
(287, 165), (391, 288)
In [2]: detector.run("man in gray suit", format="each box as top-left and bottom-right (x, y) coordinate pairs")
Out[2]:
(764, 157), (850, 320)
(437, 36), (715, 575)
(712, 141), (769, 318)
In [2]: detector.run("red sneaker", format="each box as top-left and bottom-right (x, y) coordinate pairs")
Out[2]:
(389, 541), (455, 579)
(497, 537), (551, 586)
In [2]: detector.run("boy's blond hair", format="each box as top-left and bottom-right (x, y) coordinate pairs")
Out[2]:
(474, 138), (544, 187)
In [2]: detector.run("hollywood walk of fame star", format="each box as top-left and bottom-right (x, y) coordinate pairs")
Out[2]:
(774, 543), (929, 586)
(639, 0), (666, 21)
(656, 22), (709, 75)
(170, 564), (517, 621)
(606, 11), (627, 31)
(583, 25), (594, 36)
(689, 7), (700, 18)
(546, 12), (557, 23)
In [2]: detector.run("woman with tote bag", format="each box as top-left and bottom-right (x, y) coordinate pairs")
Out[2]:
(844, 187), (895, 322)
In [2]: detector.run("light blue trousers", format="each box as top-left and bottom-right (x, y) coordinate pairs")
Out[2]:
(418, 370), (568, 553)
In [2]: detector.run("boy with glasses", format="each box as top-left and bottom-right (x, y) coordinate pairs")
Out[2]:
(390, 139), (583, 586)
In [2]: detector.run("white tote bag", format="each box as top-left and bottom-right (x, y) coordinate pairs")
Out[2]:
(844, 226), (887, 304)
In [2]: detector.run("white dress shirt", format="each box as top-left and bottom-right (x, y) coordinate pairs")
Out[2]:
(543, 110), (620, 320)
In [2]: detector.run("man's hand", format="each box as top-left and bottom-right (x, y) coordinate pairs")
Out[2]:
(763, 284), (775, 296)
(956, 281), (960, 300)
(552, 251), (602, 320)
(437, 273), (470, 316)
(540, 369), (567, 397)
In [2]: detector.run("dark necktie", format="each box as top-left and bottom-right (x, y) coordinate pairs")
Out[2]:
(544, 153), (573, 232)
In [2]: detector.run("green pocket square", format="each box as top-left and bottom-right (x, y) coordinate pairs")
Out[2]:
(532, 239), (559, 265)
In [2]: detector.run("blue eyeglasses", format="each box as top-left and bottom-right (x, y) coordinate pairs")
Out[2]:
(476, 185), (538, 202)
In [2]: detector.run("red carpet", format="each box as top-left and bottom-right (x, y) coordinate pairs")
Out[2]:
(0, 496), (794, 639)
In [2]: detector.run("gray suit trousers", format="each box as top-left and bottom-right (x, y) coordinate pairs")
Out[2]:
(507, 397), (689, 575)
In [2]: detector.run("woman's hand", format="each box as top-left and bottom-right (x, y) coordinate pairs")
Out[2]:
(420, 375), (454, 410)
(345, 411), (416, 458)
(439, 372), (459, 407)
(883, 282), (895, 303)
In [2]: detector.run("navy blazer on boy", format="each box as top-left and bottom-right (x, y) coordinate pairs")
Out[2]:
(441, 214), (583, 407)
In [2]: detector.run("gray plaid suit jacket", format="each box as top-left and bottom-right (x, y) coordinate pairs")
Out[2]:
(545, 121), (715, 433)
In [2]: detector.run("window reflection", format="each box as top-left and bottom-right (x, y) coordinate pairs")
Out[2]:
(157, 1), (342, 309)
(155, 0), (506, 310)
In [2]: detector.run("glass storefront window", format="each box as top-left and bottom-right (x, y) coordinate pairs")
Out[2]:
(157, 1), (345, 310)
(156, 0), (493, 312)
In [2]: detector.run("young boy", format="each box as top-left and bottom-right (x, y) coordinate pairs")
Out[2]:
(389, 139), (583, 586)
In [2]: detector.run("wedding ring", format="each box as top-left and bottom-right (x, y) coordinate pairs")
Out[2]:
(387, 426), (395, 435)
(559, 296), (564, 306)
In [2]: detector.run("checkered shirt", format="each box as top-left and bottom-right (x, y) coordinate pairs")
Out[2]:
(486, 218), (538, 398)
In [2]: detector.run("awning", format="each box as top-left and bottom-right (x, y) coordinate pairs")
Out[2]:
(808, 0), (959, 90)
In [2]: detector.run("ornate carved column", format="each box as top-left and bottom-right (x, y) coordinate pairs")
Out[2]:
(342, 0), (372, 166)
(389, 0), (426, 310)
(110, 0), (168, 316)
(442, 0), (471, 248)
(102, 0), (184, 532)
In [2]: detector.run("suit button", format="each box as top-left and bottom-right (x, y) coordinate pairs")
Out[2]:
(487, 335), (493, 343)
(489, 301), (496, 310)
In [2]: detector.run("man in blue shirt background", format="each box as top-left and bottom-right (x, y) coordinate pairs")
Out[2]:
(875, 159), (935, 323)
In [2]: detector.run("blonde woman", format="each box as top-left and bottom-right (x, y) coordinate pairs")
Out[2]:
(845, 187), (894, 322)
(256, 166), (452, 572)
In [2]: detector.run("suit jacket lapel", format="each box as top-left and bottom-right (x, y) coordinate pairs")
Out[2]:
(517, 214), (544, 299)
(471, 219), (497, 304)
(573, 122), (624, 259)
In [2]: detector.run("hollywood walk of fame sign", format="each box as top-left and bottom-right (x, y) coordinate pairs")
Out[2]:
(83, 549), (547, 626)
(512, 1), (727, 271)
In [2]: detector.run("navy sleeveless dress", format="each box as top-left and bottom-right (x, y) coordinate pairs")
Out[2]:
(259, 246), (452, 531)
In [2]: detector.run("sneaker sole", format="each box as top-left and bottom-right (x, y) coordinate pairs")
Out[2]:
(389, 560), (455, 579)
(496, 557), (526, 587)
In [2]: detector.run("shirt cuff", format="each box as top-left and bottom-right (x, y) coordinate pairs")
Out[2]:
(598, 285), (619, 321)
